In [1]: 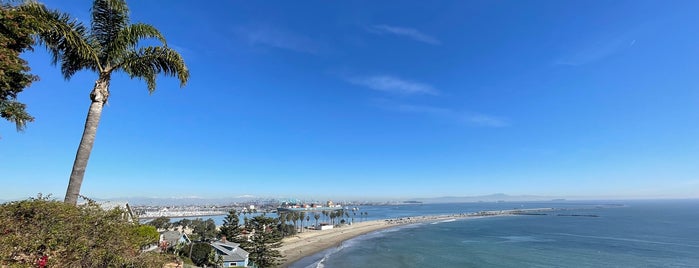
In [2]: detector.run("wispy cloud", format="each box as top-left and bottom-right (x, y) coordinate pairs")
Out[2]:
(373, 100), (509, 128)
(555, 35), (635, 66)
(369, 24), (441, 45)
(461, 114), (509, 127)
(235, 26), (321, 54)
(384, 102), (451, 115)
(346, 75), (438, 95)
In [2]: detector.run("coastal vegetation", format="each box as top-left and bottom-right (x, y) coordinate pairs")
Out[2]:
(240, 215), (284, 268)
(0, 195), (172, 267)
(182, 243), (220, 267)
(0, 2), (37, 132)
(219, 210), (243, 242)
(145, 216), (172, 230)
(1, 0), (86, 133)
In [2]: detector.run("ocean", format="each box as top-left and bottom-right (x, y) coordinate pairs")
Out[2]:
(290, 200), (699, 268)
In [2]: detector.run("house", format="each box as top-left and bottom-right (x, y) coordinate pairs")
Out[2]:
(210, 239), (250, 267)
(159, 231), (191, 252)
(316, 223), (333, 230)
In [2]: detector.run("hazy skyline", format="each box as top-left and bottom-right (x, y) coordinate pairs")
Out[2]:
(2, 0), (698, 200)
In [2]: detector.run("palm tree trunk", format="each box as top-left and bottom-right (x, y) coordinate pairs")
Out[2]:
(64, 74), (110, 205)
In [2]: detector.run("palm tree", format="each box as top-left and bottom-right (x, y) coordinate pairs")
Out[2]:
(278, 212), (287, 237)
(23, 0), (189, 205)
(313, 213), (320, 229)
(290, 212), (299, 233)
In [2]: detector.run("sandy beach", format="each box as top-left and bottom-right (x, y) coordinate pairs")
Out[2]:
(279, 208), (554, 267)
(279, 219), (398, 267)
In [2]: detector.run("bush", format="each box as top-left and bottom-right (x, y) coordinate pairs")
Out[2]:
(0, 196), (171, 267)
(189, 243), (212, 267)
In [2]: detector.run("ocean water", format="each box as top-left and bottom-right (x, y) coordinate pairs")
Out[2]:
(290, 200), (699, 268)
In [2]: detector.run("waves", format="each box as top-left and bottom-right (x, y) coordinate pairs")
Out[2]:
(431, 219), (456, 224)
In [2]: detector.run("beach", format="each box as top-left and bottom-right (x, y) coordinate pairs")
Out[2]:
(279, 208), (553, 266)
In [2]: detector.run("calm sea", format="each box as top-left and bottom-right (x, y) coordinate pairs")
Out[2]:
(290, 200), (699, 268)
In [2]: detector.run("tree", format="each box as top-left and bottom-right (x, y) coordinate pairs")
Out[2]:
(0, 3), (38, 132)
(173, 218), (192, 229)
(187, 243), (214, 267)
(290, 212), (299, 233)
(0, 196), (172, 267)
(19, 0), (189, 205)
(146, 216), (171, 230)
(191, 218), (217, 241)
(241, 215), (284, 268)
(219, 210), (243, 242)
(133, 225), (160, 248)
(277, 212), (287, 236)
(314, 213), (320, 228)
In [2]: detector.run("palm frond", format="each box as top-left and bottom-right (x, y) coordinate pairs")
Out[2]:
(90, 0), (129, 64)
(120, 46), (189, 93)
(19, 2), (99, 78)
(106, 23), (165, 67)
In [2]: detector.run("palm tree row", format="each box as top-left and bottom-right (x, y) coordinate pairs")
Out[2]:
(277, 209), (357, 233)
(277, 211), (308, 233)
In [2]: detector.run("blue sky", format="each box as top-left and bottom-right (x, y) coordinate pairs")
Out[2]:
(2, 0), (698, 201)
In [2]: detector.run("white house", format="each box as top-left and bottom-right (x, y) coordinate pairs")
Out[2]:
(210, 240), (250, 267)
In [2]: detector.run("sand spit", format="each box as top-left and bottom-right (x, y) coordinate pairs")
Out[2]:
(279, 208), (554, 267)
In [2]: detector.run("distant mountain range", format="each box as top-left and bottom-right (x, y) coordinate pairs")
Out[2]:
(96, 196), (261, 206)
(1, 193), (569, 206)
(410, 193), (561, 203)
(116, 193), (562, 206)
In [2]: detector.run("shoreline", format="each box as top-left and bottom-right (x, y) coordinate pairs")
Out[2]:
(279, 208), (554, 267)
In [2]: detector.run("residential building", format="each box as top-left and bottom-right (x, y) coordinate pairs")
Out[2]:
(210, 240), (250, 267)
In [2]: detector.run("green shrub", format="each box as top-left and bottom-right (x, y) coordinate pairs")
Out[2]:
(0, 196), (171, 267)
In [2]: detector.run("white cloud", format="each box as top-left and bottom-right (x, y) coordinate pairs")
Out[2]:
(461, 114), (509, 127)
(555, 35), (635, 66)
(373, 100), (509, 128)
(236, 26), (320, 54)
(369, 24), (441, 45)
(347, 75), (438, 95)
(387, 103), (450, 115)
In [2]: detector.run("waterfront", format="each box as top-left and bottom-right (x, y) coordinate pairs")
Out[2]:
(289, 200), (699, 268)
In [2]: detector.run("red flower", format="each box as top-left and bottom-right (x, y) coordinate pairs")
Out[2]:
(37, 255), (48, 268)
